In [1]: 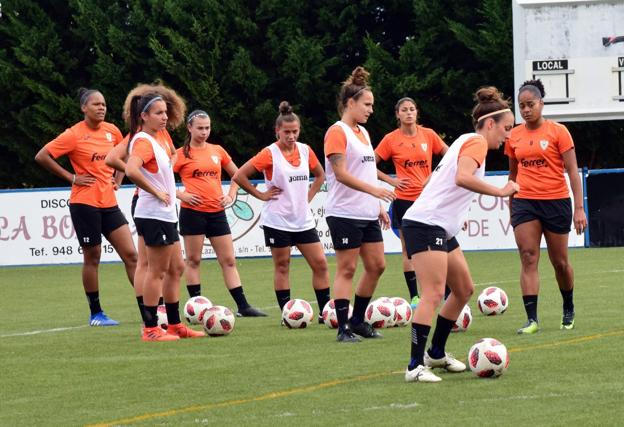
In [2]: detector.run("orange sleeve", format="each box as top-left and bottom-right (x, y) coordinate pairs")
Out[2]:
(250, 148), (273, 173)
(45, 128), (77, 158)
(429, 130), (445, 155)
(324, 125), (347, 157)
(458, 136), (488, 167)
(130, 138), (155, 164)
(556, 124), (574, 154)
(503, 138), (515, 159)
(172, 147), (186, 173)
(308, 146), (320, 170)
(111, 126), (124, 146)
(218, 145), (232, 167)
(374, 133), (393, 161)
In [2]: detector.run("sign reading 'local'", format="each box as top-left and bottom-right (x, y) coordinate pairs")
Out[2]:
(532, 59), (568, 71)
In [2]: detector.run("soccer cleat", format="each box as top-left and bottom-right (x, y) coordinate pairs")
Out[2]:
(405, 365), (442, 383)
(89, 312), (119, 326)
(318, 315), (324, 325)
(236, 306), (268, 317)
(517, 319), (539, 334)
(410, 295), (420, 309)
(561, 310), (575, 330)
(336, 327), (361, 343)
(142, 326), (179, 342)
(167, 323), (206, 338)
(424, 351), (466, 372)
(348, 320), (383, 339)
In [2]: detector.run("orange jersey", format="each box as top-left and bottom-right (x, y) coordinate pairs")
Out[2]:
(250, 142), (319, 181)
(130, 130), (174, 174)
(173, 144), (232, 212)
(45, 120), (123, 208)
(324, 124), (370, 157)
(506, 120), (574, 199)
(375, 127), (445, 200)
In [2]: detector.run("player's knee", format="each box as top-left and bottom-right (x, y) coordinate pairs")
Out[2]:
(218, 256), (237, 270)
(275, 259), (290, 275)
(551, 258), (571, 275)
(185, 255), (201, 270)
(519, 249), (538, 266)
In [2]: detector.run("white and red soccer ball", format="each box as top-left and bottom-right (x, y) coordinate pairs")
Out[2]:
(282, 299), (314, 329)
(184, 296), (213, 324)
(390, 297), (412, 327)
(322, 299), (353, 329)
(156, 304), (168, 330)
(365, 298), (396, 329)
(477, 287), (509, 316)
(201, 305), (235, 336)
(452, 305), (473, 332)
(468, 338), (510, 378)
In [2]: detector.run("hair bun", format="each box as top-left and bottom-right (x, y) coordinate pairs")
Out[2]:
(475, 86), (503, 105)
(278, 101), (293, 115)
(520, 79), (546, 98)
(350, 66), (370, 87)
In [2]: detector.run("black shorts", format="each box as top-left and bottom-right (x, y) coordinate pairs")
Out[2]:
(326, 216), (383, 250)
(134, 218), (179, 246)
(263, 225), (320, 248)
(391, 199), (414, 230)
(511, 198), (572, 234)
(130, 193), (138, 219)
(69, 203), (128, 247)
(402, 220), (459, 257)
(179, 207), (231, 237)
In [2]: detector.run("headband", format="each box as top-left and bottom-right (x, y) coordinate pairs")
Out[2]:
(79, 90), (98, 106)
(187, 111), (209, 123)
(477, 108), (511, 122)
(141, 96), (163, 113)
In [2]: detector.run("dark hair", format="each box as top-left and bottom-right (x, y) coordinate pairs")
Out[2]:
(128, 92), (164, 142)
(395, 97), (417, 112)
(275, 101), (300, 129)
(471, 86), (511, 130)
(519, 79), (546, 99)
(337, 66), (371, 115)
(78, 87), (100, 106)
(183, 110), (210, 159)
(123, 82), (186, 129)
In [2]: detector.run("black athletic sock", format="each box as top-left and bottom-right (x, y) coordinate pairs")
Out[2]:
(444, 285), (451, 300)
(144, 305), (158, 328)
(136, 296), (148, 323)
(275, 289), (291, 312)
(351, 294), (371, 326)
(335, 298), (350, 331)
(86, 291), (102, 315)
(560, 288), (574, 312)
(158, 296), (164, 306)
(314, 288), (331, 315)
(404, 271), (418, 299)
(187, 284), (201, 298)
(409, 323), (431, 370)
(229, 286), (250, 310)
(428, 315), (455, 359)
(165, 301), (181, 325)
(523, 295), (538, 322)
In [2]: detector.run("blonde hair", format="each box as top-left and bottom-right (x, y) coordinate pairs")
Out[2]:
(122, 82), (186, 129)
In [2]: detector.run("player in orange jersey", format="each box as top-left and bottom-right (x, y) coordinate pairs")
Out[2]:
(324, 66), (396, 343)
(35, 88), (137, 327)
(375, 97), (449, 308)
(125, 89), (205, 341)
(506, 79), (587, 334)
(174, 110), (266, 317)
(233, 101), (329, 323)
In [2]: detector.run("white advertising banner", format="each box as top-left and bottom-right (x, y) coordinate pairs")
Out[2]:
(0, 174), (584, 266)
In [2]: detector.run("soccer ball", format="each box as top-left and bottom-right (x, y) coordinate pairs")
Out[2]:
(184, 296), (213, 324)
(282, 299), (314, 329)
(156, 304), (168, 330)
(365, 298), (395, 329)
(390, 297), (412, 327)
(451, 305), (473, 332)
(321, 299), (353, 329)
(201, 305), (235, 336)
(468, 338), (510, 378)
(477, 287), (509, 316)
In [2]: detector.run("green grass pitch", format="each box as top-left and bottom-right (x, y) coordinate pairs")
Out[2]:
(1, 248), (623, 426)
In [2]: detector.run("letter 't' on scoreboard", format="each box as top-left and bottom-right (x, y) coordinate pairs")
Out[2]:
(513, 0), (624, 122)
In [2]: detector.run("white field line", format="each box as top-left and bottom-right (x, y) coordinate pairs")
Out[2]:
(0, 325), (88, 338)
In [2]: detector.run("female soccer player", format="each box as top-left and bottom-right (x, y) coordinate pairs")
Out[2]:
(35, 88), (137, 326)
(506, 79), (587, 334)
(174, 110), (266, 317)
(125, 91), (205, 341)
(375, 97), (449, 308)
(324, 66), (396, 343)
(233, 101), (329, 320)
(105, 83), (186, 324)
(403, 87), (519, 382)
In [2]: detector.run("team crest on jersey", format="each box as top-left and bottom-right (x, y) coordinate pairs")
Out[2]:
(211, 155), (220, 164)
(421, 143), (427, 152)
(539, 140), (549, 150)
(105, 132), (112, 142)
